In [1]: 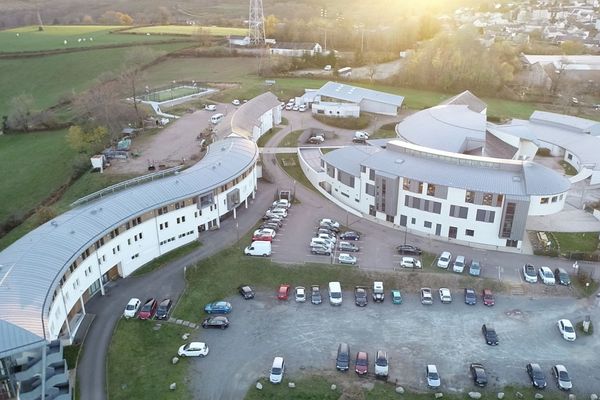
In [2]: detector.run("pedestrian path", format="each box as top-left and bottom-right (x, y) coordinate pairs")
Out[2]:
(167, 317), (199, 329)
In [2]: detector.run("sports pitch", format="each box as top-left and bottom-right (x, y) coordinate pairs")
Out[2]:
(140, 86), (206, 102)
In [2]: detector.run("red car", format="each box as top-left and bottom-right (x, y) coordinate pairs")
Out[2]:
(138, 298), (158, 320)
(482, 289), (495, 306)
(355, 351), (368, 375)
(277, 284), (291, 300)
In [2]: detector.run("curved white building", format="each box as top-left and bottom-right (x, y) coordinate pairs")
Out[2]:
(0, 135), (259, 399)
(231, 91), (281, 141)
(299, 140), (570, 250)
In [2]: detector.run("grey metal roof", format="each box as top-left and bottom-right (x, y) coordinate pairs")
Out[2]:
(271, 42), (318, 50)
(522, 54), (600, 70)
(317, 81), (404, 107)
(396, 105), (486, 153)
(325, 140), (570, 196)
(0, 136), (258, 347)
(439, 90), (487, 113)
(231, 92), (280, 138)
(486, 122), (539, 143)
(322, 145), (380, 176)
(0, 320), (46, 358)
(530, 111), (600, 134)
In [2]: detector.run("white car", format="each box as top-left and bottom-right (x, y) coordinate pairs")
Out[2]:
(324, 64), (332, 71)
(552, 364), (573, 391)
(320, 218), (340, 229)
(338, 253), (357, 265)
(285, 103), (293, 110)
(292, 104), (299, 111)
(421, 288), (433, 305)
(437, 251), (452, 269)
(253, 228), (276, 239)
(295, 286), (306, 302)
(178, 342), (209, 357)
(372, 281), (384, 302)
(374, 350), (388, 377)
(231, 99), (241, 106)
(272, 199), (290, 209)
(439, 288), (452, 304)
(298, 104), (307, 112)
(204, 104), (217, 111)
(400, 256), (422, 268)
(426, 364), (441, 387)
(123, 298), (141, 319)
(269, 357), (285, 384)
(557, 319), (576, 341)
(538, 266), (555, 285)
(522, 264), (538, 283)
(452, 256), (465, 273)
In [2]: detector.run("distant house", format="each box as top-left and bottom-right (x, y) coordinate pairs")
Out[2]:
(228, 35), (250, 47)
(518, 54), (600, 89)
(312, 81), (404, 117)
(269, 42), (323, 57)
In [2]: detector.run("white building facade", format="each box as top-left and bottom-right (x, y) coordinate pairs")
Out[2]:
(299, 140), (570, 251)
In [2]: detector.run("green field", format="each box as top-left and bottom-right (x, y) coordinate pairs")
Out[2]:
(139, 86), (203, 102)
(0, 25), (187, 53)
(122, 25), (248, 37)
(0, 129), (75, 224)
(0, 42), (192, 111)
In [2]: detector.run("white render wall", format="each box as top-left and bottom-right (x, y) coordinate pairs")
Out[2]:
(46, 169), (257, 340)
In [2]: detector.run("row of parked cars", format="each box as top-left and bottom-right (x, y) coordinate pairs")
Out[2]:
(309, 218), (362, 265)
(436, 251), (482, 276)
(244, 199), (291, 256)
(123, 297), (172, 320)
(523, 263), (572, 286)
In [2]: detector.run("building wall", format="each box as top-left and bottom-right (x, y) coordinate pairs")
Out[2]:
(46, 166), (258, 341)
(359, 99), (398, 116)
(312, 102), (360, 118)
(529, 193), (567, 215)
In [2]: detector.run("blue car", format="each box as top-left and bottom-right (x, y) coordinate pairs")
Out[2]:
(204, 301), (232, 314)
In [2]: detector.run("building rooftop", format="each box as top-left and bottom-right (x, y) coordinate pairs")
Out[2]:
(396, 105), (487, 153)
(522, 54), (600, 71)
(317, 81), (404, 107)
(231, 92), (281, 138)
(439, 90), (487, 113)
(530, 110), (600, 134)
(271, 42), (318, 50)
(0, 136), (258, 351)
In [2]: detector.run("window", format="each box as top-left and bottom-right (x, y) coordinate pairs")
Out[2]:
(465, 191), (474, 204)
(125, 222), (131, 230)
(540, 197), (549, 204)
(128, 239), (131, 245)
(424, 221), (432, 228)
(476, 210), (495, 223)
(139, 232), (143, 239)
(427, 184), (435, 197)
(496, 194), (504, 207)
(450, 205), (468, 219)
(418, 182), (424, 193)
(411, 217), (416, 225)
(567, 153), (573, 160)
(369, 205), (376, 216)
(465, 229), (474, 237)
(559, 194), (564, 200)
(361, 165), (366, 173)
(386, 215), (394, 223)
(501, 202), (516, 238)
(482, 193), (493, 206)
(365, 183), (375, 196)
(400, 215), (407, 227)
(551, 196), (558, 203)
(403, 178), (411, 191)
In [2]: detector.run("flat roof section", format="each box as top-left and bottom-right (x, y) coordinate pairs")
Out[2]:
(317, 81), (404, 107)
(231, 91), (281, 138)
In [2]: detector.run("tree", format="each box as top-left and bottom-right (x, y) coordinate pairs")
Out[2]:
(82, 15), (94, 24)
(158, 6), (171, 24)
(67, 125), (109, 154)
(560, 40), (586, 55)
(418, 15), (441, 41)
(265, 14), (279, 37)
(7, 94), (34, 132)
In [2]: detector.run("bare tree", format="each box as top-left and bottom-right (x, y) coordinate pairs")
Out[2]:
(7, 94), (35, 132)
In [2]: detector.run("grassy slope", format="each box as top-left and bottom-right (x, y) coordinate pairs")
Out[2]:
(122, 25), (248, 36)
(0, 129), (75, 222)
(0, 42), (192, 111)
(0, 25), (185, 52)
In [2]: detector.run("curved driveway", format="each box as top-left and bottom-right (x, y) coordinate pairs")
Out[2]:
(77, 110), (600, 399)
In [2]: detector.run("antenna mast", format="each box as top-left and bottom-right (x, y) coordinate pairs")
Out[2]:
(248, 0), (265, 46)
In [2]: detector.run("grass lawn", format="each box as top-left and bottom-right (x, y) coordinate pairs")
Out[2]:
(370, 126), (397, 139)
(256, 127), (282, 147)
(0, 25), (186, 53)
(277, 129), (304, 147)
(558, 160), (577, 176)
(132, 241), (201, 276)
(245, 377), (340, 400)
(107, 319), (191, 400)
(552, 232), (599, 253)
(0, 42), (192, 111)
(122, 25), (248, 37)
(274, 154), (317, 194)
(0, 130), (76, 224)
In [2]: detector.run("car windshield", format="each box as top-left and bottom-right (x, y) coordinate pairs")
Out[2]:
(376, 357), (387, 366)
(441, 256), (449, 262)
(429, 372), (439, 380)
(559, 371), (570, 381)
(357, 357), (367, 365)
(126, 304), (135, 310)
(271, 368), (282, 374)
(533, 370), (544, 379)
(332, 293), (341, 298)
(141, 304), (151, 311)
(564, 325), (574, 332)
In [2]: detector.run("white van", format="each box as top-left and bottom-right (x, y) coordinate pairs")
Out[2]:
(244, 240), (272, 257)
(328, 281), (342, 305)
(210, 113), (224, 124)
(269, 356), (285, 383)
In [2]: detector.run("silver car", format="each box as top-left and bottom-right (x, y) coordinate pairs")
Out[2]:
(552, 364), (572, 391)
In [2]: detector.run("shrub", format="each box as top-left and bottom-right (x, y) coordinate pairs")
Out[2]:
(536, 148), (551, 157)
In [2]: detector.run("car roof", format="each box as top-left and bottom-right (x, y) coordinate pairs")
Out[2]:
(128, 298), (140, 304)
(427, 364), (438, 371)
(272, 356), (284, 366)
(159, 298), (171, 305)
(441, 251), (451, 256)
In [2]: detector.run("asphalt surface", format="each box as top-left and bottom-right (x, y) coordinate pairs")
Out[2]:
(77, 108), (600, 399)
(188, 290), (600, 399)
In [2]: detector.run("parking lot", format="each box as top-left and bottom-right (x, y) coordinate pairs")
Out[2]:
(188, 289), (600, 400)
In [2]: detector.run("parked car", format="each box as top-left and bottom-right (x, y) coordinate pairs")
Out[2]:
(470, 363), (488, 387)
(437, 251), (452, 268)
(307, 135), (325, 144)
(421, 288), (433, 305)
(464, 288), (477, 305)
(204, 104), (217, 111)
(552, 364), (572, 391)
(272, 199), (291, 209)
(232, 99), (241, 106)
(439, 288), (452, 304)
(317, 227), (337, 236)
(340, 231), (360, 241)
(336, 343), (350, 371)
(238, 285), (255, 299)
(317, 232), (337, 243)
(277, 284), (291, 300)
(311, 285), (322, 304)
(311, 245), (332, 256)
(557, 319), (576, 341)
(269, 357), (285, 384)
(482, 289), (495, 306)
(338, 253), (357, 265)
(319, 218), (340, 231)
(138, 298), (158, 320)
(285, 103), (293, 110)
(373, 281), (385, 302)
(469, 260), (481, 276)
(338, 241), (359, 252)
(252, 228), (276, 241)
(400, 256), (422, 268)
(155, 298), (172, 320)
(299, 104), (307, 112)
(374, 350), (388, 378)
(295, 286), (306, 302)
(391, 289), (402, 304)
(292, 104), (299, 111)
(178, 342), (209, 357)
(396, 244), (422, 255)
(123, 298), (141, 319)
(426, 364), (441, 387)
(523, 263), (538, 283)
(355, 352), (369, 375)
(201, 316), (230, 329)
(452, 255), (466, 273)
(554, 268), (571, 286)
(526, 363), (547, 389)
(354, 286), (368, 307)
(259, 223), (280, 232)
(482, 324), (498, 345)
(539, 266), (555, 285)
(204, 301), (232, 314)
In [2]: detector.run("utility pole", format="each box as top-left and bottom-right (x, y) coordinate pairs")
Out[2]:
(249, 0), (266, 46)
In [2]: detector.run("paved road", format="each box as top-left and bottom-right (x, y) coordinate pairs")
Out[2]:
(189, 290), (600, 399)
